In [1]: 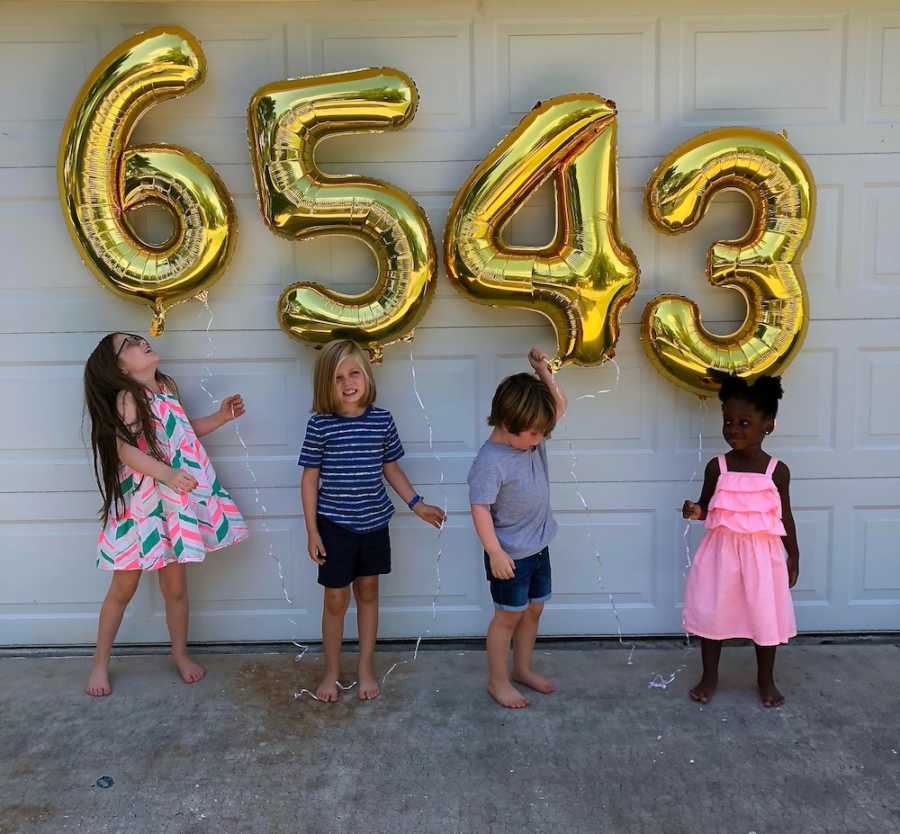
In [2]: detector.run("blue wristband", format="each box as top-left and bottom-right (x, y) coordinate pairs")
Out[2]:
(408, 494), (423, 510)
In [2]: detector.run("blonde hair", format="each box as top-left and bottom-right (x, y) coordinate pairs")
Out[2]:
(311, 340), (377, 414)
(488, 373), (557, 436)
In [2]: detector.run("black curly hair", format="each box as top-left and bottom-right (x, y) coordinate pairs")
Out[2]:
(710, 370), (783, 418)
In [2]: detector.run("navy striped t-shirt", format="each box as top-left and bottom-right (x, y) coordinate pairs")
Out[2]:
(298, 405), (404, 533)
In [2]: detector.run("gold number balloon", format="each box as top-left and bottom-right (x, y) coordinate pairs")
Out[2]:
(641, 128), (815, 397)
(58, 27), (236, 335)
(444, 95), (639, 368)
(248, 68), (436, 361)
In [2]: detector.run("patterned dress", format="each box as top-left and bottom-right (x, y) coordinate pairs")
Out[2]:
(96, 387), (248, 571)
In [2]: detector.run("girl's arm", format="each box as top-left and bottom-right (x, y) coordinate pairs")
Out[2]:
(471, 504), (515, 580)
(382, 460), (445, 529)
(116, 391), (196, 494)
(190, 394), (245, 438)
(682, 458), (720, 521)
(300, 467), (325, 565)
(528, 346), (567, 420)
(773, 462), (800, 587)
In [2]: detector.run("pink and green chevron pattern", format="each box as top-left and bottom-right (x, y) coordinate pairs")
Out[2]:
(97, 388), (248, 572)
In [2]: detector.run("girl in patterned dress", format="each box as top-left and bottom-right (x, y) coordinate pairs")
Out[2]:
(83, 333), (248, 696)
(682, 373), (799, 707)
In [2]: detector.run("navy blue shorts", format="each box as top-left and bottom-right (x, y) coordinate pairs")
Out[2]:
(316, 515), (391, 588)
(484, 547), (552, 611)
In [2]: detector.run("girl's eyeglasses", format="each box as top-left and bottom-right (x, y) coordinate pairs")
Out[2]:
(114, 334), (148, 360)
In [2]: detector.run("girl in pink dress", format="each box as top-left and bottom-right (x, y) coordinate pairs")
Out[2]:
(83, 333), (249, 697)
(682, 373), (799, 707)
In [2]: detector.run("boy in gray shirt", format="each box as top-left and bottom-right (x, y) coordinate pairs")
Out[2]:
(467, 347), (567, 709)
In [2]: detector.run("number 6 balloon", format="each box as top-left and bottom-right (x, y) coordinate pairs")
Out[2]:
(59, 27), (236, 335)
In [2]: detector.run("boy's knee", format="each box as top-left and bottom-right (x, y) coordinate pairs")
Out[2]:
(492, 609), (524, 630)
(525, 602), (544, 621)
(353, 578), (379, 605)
(323, 588), (351, 616)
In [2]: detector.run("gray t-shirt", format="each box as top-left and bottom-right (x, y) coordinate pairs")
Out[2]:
(467, 439), (558, 559)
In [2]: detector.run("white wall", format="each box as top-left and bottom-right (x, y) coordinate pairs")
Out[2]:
(1, 0), (899, 645)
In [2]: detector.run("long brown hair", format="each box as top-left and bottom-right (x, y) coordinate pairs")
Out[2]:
(83, 334), (176, 520)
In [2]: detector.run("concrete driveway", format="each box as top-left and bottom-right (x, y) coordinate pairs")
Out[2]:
(1, 640), (898, 834)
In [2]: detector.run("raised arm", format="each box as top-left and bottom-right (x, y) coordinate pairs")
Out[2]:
(528, 346), (567, 421)
(190, 394), (245, 438)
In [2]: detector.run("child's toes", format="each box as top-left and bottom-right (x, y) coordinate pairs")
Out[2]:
(175, 658), (206, 685)
(315, 679), (339, 702)
(85, 669), (111, 697)
(488, 682), (530, 709)
(759, 683), (784, 707)
(357, 677), (380, 700)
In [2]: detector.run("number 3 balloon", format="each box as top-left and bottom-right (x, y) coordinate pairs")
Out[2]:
(641, 127), (815, 397)
(59, 27), (236, 335)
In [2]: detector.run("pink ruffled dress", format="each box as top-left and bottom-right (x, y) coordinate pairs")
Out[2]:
(683, 454), (796, 646)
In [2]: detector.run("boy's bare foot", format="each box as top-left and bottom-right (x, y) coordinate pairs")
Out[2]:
(689, 673), (717, 704)
(85, 665), (111, 697)
(173, 654), (206, 685)
(488, 681), (529, 709)
(315, 674), (340, 703)
(512, 669), (556, 694)
(358, 673), (380, 701)
(759, 679), (784, 707)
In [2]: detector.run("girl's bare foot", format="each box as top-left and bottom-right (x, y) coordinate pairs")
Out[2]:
(689, 673), (718, 704)
(488, 681), (529, 709)
(315, 674), (340, 703)
(512, 668), (556, 694)
(358, 672), (380, 701)
(85, 665), (111, 697)
(173, 654), (206, 685)
(759, 679), (785, 707)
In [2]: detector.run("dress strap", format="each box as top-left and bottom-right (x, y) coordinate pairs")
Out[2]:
(718, 454), (727, 474)
(765, 456), (778, 477)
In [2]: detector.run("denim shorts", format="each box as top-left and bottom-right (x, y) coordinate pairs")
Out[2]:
(484, 547), (552, 612)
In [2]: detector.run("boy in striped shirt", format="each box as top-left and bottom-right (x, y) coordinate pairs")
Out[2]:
(299, 340), (444, 703)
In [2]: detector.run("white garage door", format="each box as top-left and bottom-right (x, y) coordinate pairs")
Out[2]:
(1, 0), (898, 645)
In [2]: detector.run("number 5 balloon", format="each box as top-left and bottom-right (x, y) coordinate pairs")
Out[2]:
(248, 68), (436, 361)
(59, 27), (236, 335)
